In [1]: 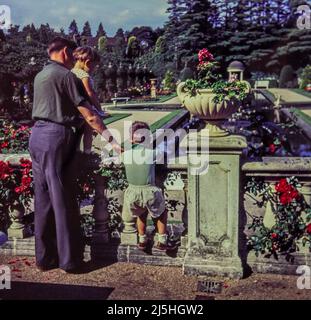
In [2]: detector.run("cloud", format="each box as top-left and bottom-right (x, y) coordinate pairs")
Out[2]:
(111, 9), (131, 25)
(67, 6), (79, 16)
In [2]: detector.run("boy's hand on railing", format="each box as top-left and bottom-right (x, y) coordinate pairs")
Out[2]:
(111, 142), (124, 154)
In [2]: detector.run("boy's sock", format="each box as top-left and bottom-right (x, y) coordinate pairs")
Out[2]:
(157, 233), (168, 245)
(139, 234), (147, 244)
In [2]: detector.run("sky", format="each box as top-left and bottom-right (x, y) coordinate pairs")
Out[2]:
(6, 0), (169, 36)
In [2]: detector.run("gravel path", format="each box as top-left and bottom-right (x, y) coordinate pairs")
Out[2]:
(0, 255), (310, 300)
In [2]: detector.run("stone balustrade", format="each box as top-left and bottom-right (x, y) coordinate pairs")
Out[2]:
(1, 151), (311, 277)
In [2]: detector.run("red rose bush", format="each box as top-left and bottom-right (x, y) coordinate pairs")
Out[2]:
(246, 177), (311, 260)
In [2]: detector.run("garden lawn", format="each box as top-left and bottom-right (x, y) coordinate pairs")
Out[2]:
(103, 113), (132, 125)
(290, 89), (311, 99)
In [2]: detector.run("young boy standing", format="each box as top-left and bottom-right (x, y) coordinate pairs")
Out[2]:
(122, 121), (175, 252)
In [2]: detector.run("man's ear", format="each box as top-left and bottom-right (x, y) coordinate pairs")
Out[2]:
(63, 46), (69, 59)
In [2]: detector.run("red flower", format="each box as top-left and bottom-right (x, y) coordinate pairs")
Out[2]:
(0, 161), (13, 180)
(1, 141), (9, 149)
(83, 183), (91, 193)
(279, 188), (299, 205)
(14, 186), (24, 194)
(275, 179), (300, 205)
(21, 176), (32, 187)
(22, 168), (31, 176)
(269, 144), (276, 154)
(306, 224), (311, 234)
(271, 233), (278, 239)
(275, 179), (291, 193)
(20, 159), (32, 168)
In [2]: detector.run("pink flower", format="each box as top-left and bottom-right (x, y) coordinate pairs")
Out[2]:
(198, 48), (214, 63)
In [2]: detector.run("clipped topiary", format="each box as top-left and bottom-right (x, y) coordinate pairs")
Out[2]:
(279, 65), (296, 88)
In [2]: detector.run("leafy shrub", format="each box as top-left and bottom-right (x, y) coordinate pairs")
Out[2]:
(0, 120), (32, 154)
(299, 65), (311, 90)
(163, 70), (176, 91)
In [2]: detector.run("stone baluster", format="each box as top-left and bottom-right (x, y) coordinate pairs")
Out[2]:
(120, 208), (137, 245)
(105, 62), (117, 99)
(116, 62), (127, 95)
(127, 64), (136, 89)
(92, 176), (110, 244)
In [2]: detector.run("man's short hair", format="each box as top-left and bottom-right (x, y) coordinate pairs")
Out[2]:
(47, 37), (77, 56)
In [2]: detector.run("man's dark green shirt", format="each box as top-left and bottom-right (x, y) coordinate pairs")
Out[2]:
(32, 60), (87, 127)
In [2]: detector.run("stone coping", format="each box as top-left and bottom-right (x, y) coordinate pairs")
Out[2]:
(242, 157), (311, 174)
(260, 88), (311, 106)
(0, 153), (30, 164)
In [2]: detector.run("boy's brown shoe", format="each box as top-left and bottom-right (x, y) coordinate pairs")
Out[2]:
(154, 241), (177, 252)
(137, 241), (148, 251)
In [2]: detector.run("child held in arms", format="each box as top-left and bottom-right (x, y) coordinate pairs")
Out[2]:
(72, 46), (107, 154)
(122, 121), (176, 252)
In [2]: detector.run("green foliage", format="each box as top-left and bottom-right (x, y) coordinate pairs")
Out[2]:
(163, 70), (176, 91)
(98, 36), (107, 53)
(82, 21), (92, 37)
(69, 19), (78, 35)
(107, 197), (123, 234)
(96, 23), (106, 38)
(299, 65), (311, 89)
(211, 80), (249, 103)
(155, 36), (166, 54)
(128, 36), (137, 48)
(97, 162), (128, 192)
(80, 214), (95, 239)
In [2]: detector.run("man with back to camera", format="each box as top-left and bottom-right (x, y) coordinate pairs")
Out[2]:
(30, 37), (121, 273)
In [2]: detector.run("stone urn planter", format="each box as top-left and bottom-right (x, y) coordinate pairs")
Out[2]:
(177, 82), (243, 137)
(8, 201), (29, 239)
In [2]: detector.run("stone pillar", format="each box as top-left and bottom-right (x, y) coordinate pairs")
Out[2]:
(183, 133), (247, 279)
(92, 176), (110, 243)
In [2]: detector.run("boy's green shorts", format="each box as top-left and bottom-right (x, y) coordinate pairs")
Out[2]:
(123, 184), (166, 219)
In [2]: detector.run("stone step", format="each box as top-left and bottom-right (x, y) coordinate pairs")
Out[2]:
(0, 237), (187, 267)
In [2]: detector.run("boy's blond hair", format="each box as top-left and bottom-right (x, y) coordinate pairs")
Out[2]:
(73, 46), (100, 63)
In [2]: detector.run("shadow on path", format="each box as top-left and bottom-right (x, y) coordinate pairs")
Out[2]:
(0, 282), (114, 300)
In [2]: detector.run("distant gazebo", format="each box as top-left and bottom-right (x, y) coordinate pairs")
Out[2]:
(227, 61), (245, 82)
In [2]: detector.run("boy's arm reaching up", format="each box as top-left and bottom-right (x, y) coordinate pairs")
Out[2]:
(78, 103), (122, 154)
(82, 77), (102, 111)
